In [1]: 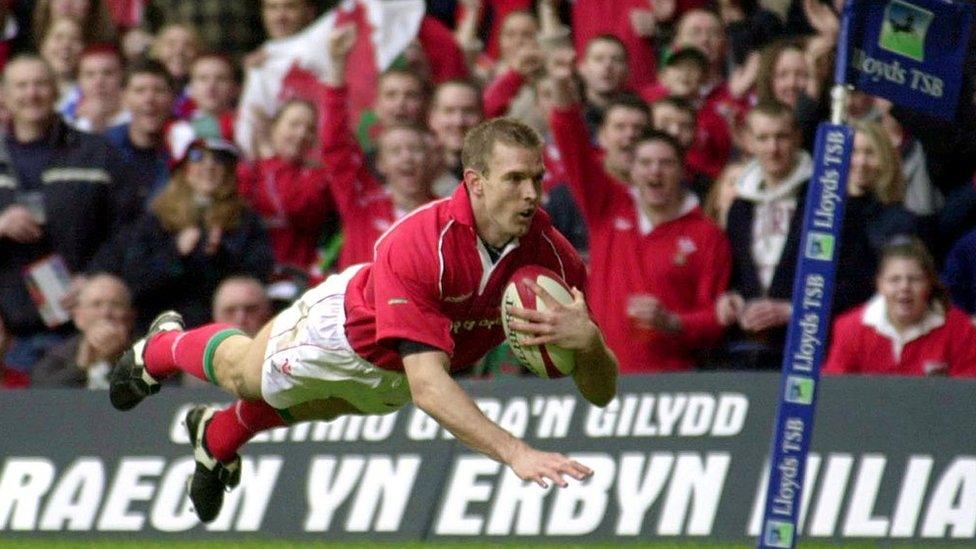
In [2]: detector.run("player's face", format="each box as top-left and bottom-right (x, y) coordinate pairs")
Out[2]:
(877, 257), (931, 329)
(271, 102), (316, 162)
(474, 143), (544, 242)
(632, 140), (684, 211)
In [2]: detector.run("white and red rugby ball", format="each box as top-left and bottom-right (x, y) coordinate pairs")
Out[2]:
(501, 265), (576, 378)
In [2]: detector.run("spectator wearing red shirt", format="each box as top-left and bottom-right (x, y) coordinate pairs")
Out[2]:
(671, 9), (740, 178)
(543, 86), (649, 258)
(549, 51), (730, 373)
(824, 238), (976, 377)
(109, 114), (618, 524)
(236, 99), (334, 274)
(650, 48), (730, 181)
(324, 25), (436, 269)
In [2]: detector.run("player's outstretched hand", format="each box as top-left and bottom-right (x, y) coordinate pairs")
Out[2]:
(506, 280), (599, 351)
(509, 444), (592, 488)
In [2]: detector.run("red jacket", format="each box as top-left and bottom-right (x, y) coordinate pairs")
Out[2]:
(823, 297), (976, 377)
(322, 86), (431, 269)
(236, 158), (334, 272)
(550, 105), (731, 373)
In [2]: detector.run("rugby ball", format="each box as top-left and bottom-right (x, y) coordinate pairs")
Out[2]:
(501, 265), (576, 378)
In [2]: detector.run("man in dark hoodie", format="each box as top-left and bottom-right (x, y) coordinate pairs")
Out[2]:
(717, 101), (813, 370)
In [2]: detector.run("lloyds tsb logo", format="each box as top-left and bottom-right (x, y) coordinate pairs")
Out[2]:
(879, 0), (933, 62)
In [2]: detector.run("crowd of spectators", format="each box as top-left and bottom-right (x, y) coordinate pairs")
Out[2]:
(2, 0), (976, 389)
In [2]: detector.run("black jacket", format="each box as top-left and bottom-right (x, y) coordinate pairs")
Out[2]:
(121, 210), (274, 330)
(0, 119), (138, 336)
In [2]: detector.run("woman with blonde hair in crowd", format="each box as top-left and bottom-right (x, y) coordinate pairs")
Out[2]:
(122, 138), (273, 330)
(703, 160), (746, 229)
(33, 0), (117, 46)
(824, 237), (976, 377)
(39, 17), (84, 114)
(833, 120), (919, 314)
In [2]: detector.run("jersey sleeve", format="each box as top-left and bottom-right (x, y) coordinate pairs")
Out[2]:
(372, 228), (455, 356)
(320, 85), (377, 218)
(549, 104), (616, 222)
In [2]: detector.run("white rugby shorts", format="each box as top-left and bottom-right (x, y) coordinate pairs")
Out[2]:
(260, 264), (412, 413)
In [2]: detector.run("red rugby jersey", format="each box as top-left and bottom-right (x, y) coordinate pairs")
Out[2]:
(343, 184), (587, 373)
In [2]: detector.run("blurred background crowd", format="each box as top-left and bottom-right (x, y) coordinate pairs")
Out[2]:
(2, 0), (976, 390)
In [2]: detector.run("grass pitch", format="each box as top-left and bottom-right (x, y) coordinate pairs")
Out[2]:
(0, 541), (970, 548)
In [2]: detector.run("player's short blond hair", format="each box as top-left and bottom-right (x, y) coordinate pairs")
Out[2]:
(461, 118), (542, 176)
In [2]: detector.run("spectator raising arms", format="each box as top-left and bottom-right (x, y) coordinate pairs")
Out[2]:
(824, 237), (976, 377)
(548, 47), (732, 373)
(237, 98), (334, 274)
(323, 25), (436, 270)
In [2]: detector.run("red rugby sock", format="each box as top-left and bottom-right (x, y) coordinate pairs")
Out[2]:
(143, 323), (241, 383)
(205, 400), (288, 462)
